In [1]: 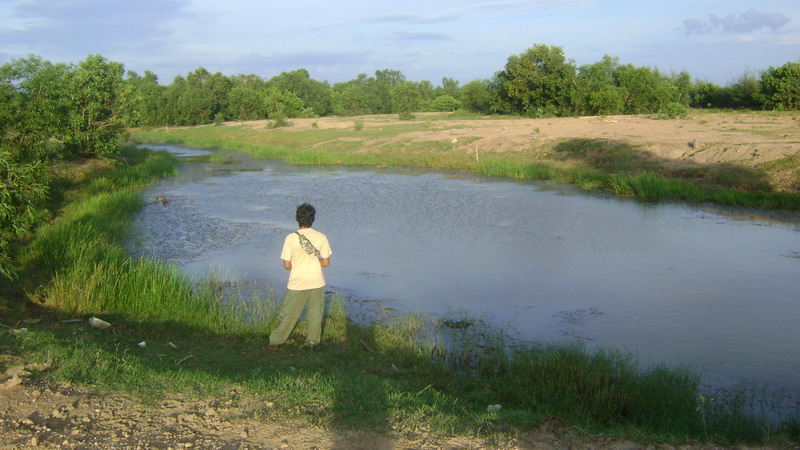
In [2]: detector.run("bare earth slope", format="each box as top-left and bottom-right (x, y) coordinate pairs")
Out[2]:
(244, 112), (800, 192)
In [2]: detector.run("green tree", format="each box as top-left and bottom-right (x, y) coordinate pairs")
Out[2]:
(226, 87), (265, 121)
(374, 69), (406, 114)
(671, 71), (693, 105)
(230, 74), (267, 90)
(460, 79), (492, 114)
(428, 95), (462, 112)
(263, 87), (310, 119)
(0, 56), (71, 161)
(496, 44), (579, 117)
(175, 85), (214, 125)
(614, 65), (678, 114)
(415, 80), (436, 109)
(758, 62), (800, 110)
(577, 55), (625, 115)
(184, 68), (231, 122)
(331, 84), (372, 116)
(439, 77), (461, 100)
(727, 72), (761, 109)
(390, 81), (421, 119)
(123, 70), (166, 127)
(689, 80), (723, 108)
(163, 75), (187, 126)
(269, 69), (332, 116)
(63, 55), (130, 158)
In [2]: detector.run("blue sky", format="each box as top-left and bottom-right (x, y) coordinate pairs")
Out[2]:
(1, 0), (798, 86)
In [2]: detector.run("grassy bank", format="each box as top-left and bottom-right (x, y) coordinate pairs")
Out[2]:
(1, 145), (798, 446)
(130, 113), (800, 210)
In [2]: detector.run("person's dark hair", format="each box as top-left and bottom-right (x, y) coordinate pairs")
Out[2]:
(296, 203), (316, 227)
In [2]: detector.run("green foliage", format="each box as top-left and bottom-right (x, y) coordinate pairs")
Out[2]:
(728, 72), (762, 109)
(63, 55), (130, 158)
(578, 55), (625, 115)
(460, 79), (492, 114)
(0, 152), (49, 279)
(758, 62), (800, 111)
(657, 102), (689, 119)
(390, 81), (421, 119)
(0, 55), (72, 162)
(121, 70), (166, 127)
(439, 77), (461, 99)
(268, 68), (332, 116)
(264, 87), (313, 119)
(428, 95), (463, 112)
(614, 65), (681, 114)
(226, 86), (265, 121)
(496, 44), (580, 117)
(267, 115), (294, 129)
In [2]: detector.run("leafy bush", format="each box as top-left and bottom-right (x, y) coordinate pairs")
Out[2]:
(428, 95), (463, 112)
(267, 115), (293, 129)
(0, 153), (49, 279)
(758, 62), (800, 111)
(657, 102), (688, 119)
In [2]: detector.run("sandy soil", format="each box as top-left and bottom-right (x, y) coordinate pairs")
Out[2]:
(242, 112), (800, 192)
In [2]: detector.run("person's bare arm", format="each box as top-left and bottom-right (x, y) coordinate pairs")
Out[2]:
(283, 260), (292, 270)
(319, 257), (330, 267)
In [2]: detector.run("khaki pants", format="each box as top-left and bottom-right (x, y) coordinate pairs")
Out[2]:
(269, 287), (324, 346)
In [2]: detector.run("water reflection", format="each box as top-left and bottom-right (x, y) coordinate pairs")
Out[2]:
(129, 145), (800, 392)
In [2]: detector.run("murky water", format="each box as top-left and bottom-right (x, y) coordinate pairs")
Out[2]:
(129, 145), (800, 392)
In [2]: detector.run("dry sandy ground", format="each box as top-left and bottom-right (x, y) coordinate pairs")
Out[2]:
(242, 112), (800, 192)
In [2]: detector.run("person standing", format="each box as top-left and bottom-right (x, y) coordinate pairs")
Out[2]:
(265, 203), (332, 350)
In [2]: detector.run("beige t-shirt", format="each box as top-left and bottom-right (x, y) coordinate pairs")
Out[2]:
(281, 228), (332, 290)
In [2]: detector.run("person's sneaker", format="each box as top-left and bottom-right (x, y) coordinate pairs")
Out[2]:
(303, 343), (318, 351)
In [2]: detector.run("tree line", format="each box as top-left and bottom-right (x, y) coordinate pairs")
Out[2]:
(1, 44), (799, 277)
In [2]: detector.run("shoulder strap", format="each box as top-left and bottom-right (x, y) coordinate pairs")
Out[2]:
(295, 231), (321, 257)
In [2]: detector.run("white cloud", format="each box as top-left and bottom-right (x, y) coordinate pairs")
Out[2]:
(682, 9), (791, 35)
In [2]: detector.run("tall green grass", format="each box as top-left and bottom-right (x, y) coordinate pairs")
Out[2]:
(17, 146), (249, 334)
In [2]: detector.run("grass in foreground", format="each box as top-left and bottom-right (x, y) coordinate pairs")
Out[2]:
(0, 145), (798, 446)
(130, 113), (800, 210)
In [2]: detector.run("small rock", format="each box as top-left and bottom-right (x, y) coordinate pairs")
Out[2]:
(88, 317), (111, 330)
(1, 375), (22, 389)
(5, 366), (25, 377)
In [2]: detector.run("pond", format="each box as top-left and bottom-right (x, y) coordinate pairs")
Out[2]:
(128, 145), (800, 394)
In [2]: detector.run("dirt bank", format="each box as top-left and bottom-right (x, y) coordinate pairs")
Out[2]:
(239, 111), (800, 192)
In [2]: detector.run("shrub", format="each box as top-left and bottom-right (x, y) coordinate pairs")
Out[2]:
(267, 115), (293, 129)
(657, 102), (688, 119)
